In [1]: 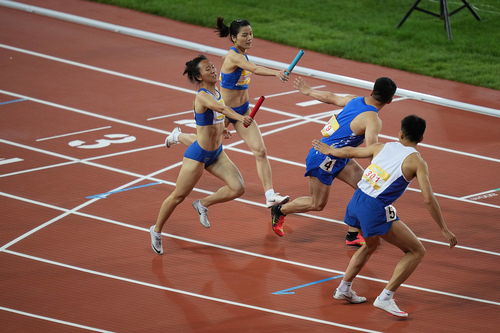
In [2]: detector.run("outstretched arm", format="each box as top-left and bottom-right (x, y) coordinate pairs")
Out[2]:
(416, 159), (457, 248)
(312, 140), (383, 159)
(294, 77), (355, 106)
(229, 52), (288, 81)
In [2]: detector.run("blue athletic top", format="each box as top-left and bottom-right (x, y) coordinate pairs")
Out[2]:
(219, 47), (252, 90)
(194, 88), (225, 126)
(320, 97), (378, 148)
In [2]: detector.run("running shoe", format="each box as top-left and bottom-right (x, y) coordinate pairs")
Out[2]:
(345, 233), (366, 247)
(333, 288), (367, 304)
(149, 225), (163, 255)
(165, 127), (181, 148)
(266, 192), (290, 208)
(373, 297), (409, 317)
(192, 200), (210, 228)
(271, 204), (285, 237)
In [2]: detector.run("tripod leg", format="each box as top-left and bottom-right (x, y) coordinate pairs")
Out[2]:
(442, 0), (453, 40)
(462, 0), (481, 20)
(397, 0), (422, 28)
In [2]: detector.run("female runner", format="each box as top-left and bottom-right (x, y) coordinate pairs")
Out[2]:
(166, 17), (289, 208)
(150, 55), (253, 254)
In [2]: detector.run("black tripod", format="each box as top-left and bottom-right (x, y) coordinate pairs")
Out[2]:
(397, 0), (481, 40)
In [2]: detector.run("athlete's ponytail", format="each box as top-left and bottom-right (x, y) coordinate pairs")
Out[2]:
(216, 17), (230, 37)
(215, 17), (251, 42)
(183, 55), (207, 83)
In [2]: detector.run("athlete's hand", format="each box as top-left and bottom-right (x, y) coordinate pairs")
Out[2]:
(242, 116), (253, 127)
(277, 70), (289, 82)
(442, 229), (457, 248)
(294, 77), (311, 95)
(312, 139), (333, 155)
(222, 128), (232, 139)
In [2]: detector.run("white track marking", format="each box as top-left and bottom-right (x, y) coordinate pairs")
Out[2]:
(2, 250), (382, 333)
(1, 193), (499, 305)
(36, 126), (111, 141)
(0, 306), (115, 333)
(147, 110), (193, 121)
(1, 46), (498, 163)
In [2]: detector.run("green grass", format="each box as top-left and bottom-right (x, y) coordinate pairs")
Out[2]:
(91, 0), (500, 89)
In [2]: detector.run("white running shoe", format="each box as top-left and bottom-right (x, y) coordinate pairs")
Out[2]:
(149, 225), (163, 255)
(373, 297), (408, 317)
(192, 200), (210, 228)
(266, 193), (290, 208)
(165, 127), (181, 148)
(333, 288), (367, 304)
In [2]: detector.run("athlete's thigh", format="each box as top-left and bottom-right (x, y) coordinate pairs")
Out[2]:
(381, 220), (424, 253)
(308, 176), (331, 206)
(206, 152), (244, 187)
(234, 119), (266, 152)
(174, 158), (205, 196)
(336, 158), (363, 189)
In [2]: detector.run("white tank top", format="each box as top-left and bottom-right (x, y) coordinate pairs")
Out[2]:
(358, 142), (418, 205)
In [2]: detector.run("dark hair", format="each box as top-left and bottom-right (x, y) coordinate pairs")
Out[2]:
(183, 55), (207, 83)
(372, 77), (397, 104)
(215, 17), (251, 41)
(401, 115), (426, 143)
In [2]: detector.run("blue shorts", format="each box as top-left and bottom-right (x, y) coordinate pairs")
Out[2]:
(304, 147), (349, 185)
(344, 189), (399, 238)
(183, 141), (223, 167)
(227, 101), (250, 124)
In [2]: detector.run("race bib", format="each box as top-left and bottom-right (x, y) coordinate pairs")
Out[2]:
(384, 205), (397, 222)
(362, 163), (390, 190)
(319, 156), (336, 172)
(321, 114), (340, 137)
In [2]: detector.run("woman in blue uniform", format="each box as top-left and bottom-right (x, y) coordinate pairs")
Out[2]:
(167, 17), (290, 208)
(150, 55), (253, 255)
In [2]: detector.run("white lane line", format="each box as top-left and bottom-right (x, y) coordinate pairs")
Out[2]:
(36, 126), (112, 141)
(0, 89), (169, 135)
(1, 44), (498, 163)
(147, 110), (192, 121)
(2, 156), (500, 257)
(0, 144), (164, 178)
(2, 250), (381, 333)
(460, 188), (500, 199)
(0, 306), (115, 333)
(257, 85), (326, 99)
(0, 3), (497, 116)
(1, 193), (498, 305)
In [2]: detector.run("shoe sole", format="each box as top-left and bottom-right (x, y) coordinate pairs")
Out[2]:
(373, 302), (408, 317)
(334, 294), (367, 304)
(266, 196), (290, 208)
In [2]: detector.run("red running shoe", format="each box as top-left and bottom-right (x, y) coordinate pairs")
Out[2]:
(345, 233), (365, 247)
(271, 205), (285, 237)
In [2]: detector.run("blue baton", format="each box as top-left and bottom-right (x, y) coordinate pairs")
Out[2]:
(285, 49), (305, 75)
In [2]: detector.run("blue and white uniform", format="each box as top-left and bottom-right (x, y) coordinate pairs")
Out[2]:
(344, 142), (418, 237)
(220, 47), (252, 123)
(305, 97), (378, 185)
(184, 88), (225, 167)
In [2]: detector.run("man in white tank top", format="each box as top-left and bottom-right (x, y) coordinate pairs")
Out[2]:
(312, 115), (457, 317)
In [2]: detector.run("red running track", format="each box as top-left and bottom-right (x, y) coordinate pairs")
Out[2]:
(1, 1), (499, 332)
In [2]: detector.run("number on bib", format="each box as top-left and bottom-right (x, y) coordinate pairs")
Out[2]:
(384, 205), (397, 222)
(321, 114), (340, 137)
(319, 156), (336, 172)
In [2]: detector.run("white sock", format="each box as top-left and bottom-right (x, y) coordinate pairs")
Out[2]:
(379, 289), (394, 301)
(338, 280), (352, 293)
(265, 189), (275, 200)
